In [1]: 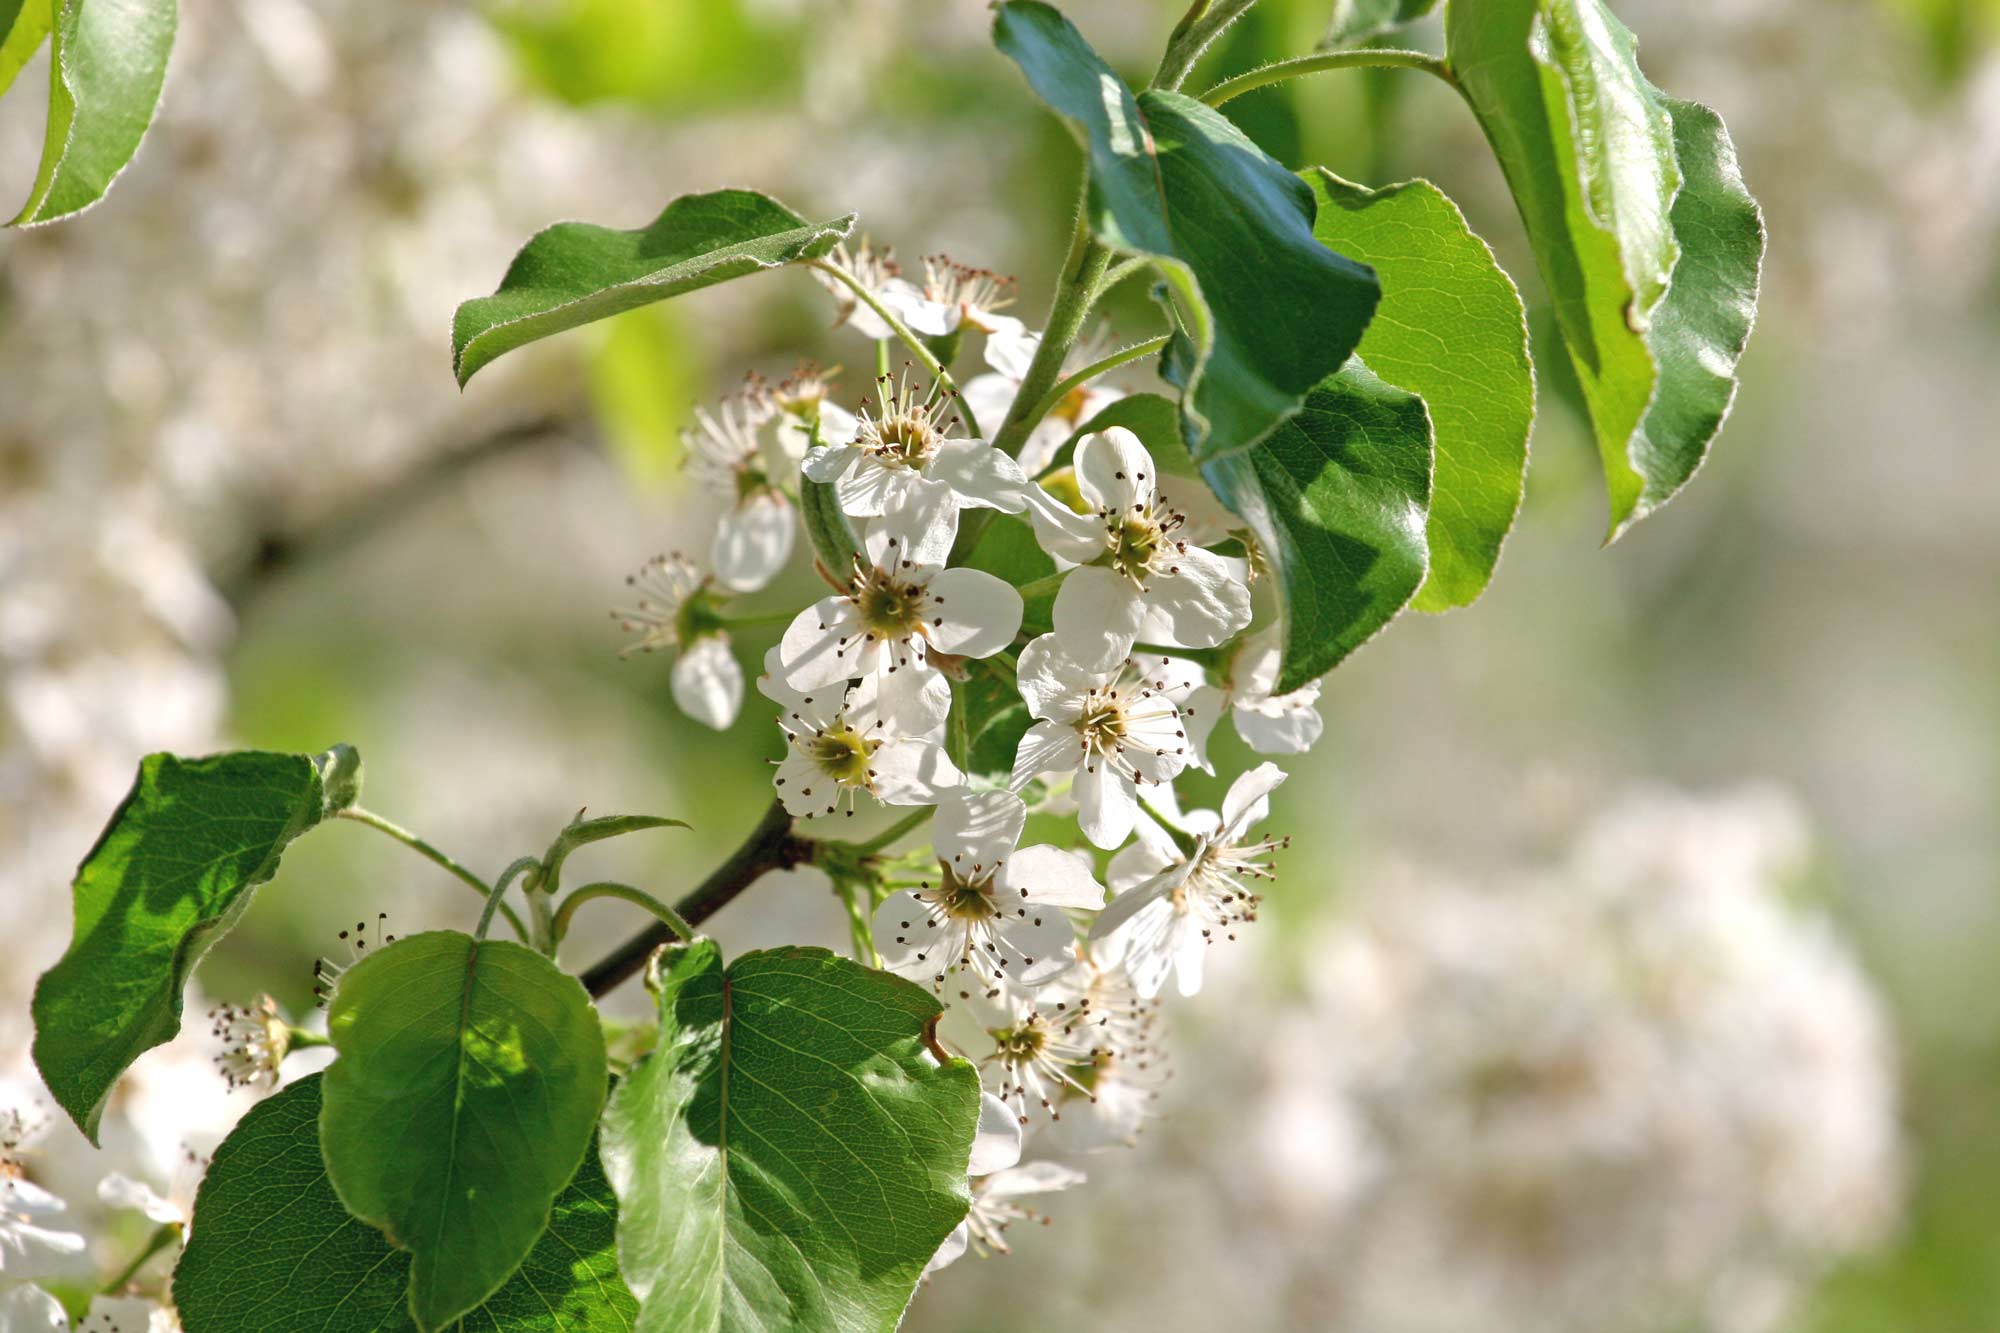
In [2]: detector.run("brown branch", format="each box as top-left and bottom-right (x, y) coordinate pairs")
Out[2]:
(580, 799), (815, 997)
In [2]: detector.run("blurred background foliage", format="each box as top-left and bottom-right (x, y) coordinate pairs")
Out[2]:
(2, 0), (1997, 1328)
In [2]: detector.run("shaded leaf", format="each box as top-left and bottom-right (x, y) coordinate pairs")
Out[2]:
(175, 1074), (636, 1333)
(453, 189), (852, 386)
(11, 0), (176, 227)
(321, 932), (608, 1331)
(993, 1), (1379, 462)
(1305, 169), (1533, 611)
(1325, 0), (1440, 47)
(1199, 359), (1432, 692)
(601, 942), (979, 1333)
(32, 749), (332, 1142)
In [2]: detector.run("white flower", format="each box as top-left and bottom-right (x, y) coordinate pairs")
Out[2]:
(612, 554), (744, 731)
(813, 238), (924, 341)
(0, 1286), (68, 1331)
(875, 790), (1103, 994)
(801, 371), (1034, 520)
(1164, 628), (1324, 771)
(768, 362), (858, 460)
(758, 650), (962, 819)
(779, 490), (1021, 729)
(924, 1091), (1025, 1276)
(1010, 635), (1192, 851)
(312, 913), (396, 1009)
(896, 255), (1039, 378)
(206, 996), (289, 1092)
(981, 999), (1112, 1128)
(1029, 429), (1252, 672)
(1041, 937), (1171, 1152)
(0, 1177), (88, 1281)
(680, 387), (796, 594)
(935, 1161), (1087, 1268)
(1092, 762), (1289, 997)
(75, 1296), (181, 1332)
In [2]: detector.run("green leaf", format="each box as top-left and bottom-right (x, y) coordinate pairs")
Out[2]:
(1449, 0), (1759, 538)
(1200, 359), (1433, 692)
(992, 1), (1380, 462)
(0, 0), (53, 101)
(11, 0), (177, 227)
(1325, 0), (1440, 47)
(1304, 169), (1533, 611)
(175, 1074), (637, 1333)
(321, 931), (609, 1331)
(32, 748), (333, 1142)
(601, 942), (980, 1333)
(453, 189), (853, 387)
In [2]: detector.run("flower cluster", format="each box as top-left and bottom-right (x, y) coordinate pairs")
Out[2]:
(615, 241), (1328, 1270)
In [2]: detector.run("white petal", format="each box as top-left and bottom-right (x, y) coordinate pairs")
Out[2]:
(879, 666), (951, 738)
(802, 442), (860, 484)
(999, 843), (1105, 909)
(670, 636), (743, 730)
(0, 1286), (69, 1331)
(983, 1160), (1087, 1198)
(1107, 836), (1175, 894)
(98, 1172), (182, 1225)
(818, 402), (860, 447)
(871, 484), (959, 573)
(1154, 473), (1240, 545)
(961, 372), (1020, 441)
(882, 280), (956, 336)
(756, 644), (806, 710)
(1174, 921), (1209, 996)
(1179, 683), (1226, 773)
(1074, 761), (1137, 850)
(934, 789), (1027, 868)
(1023, 485), (1109, 564)
(1234, 695), (1323, 754)
(970, 1092), (1025, 1175)
(929, 439), (1029, 513)
(997, 905), (1078, 987)
(1221, 761), (1287, 838)
(924, 568), (1022, 658)
(1011, 718), (1084, 790)
(1051, 566), (1145, 673)
(874, 890), (951, 982)
(711, 494), (795, 594)
(833, 456), (914, 519)
(780, 598), (864, 691)
(1014, 633), (1099, 720)
(1093, 864), (1181, 941)
(1074, 427), (1155, 513)
(773, 750), (829, 817)
(1143, 547), (1252, 648)
(984, 324), (1040, 380)
(924, 1222), (972, 1277)
(870, 739), (963, 805)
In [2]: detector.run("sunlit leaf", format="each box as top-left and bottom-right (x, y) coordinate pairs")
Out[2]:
(601, 941), (978, 1333)
(0, 0), (53, 100)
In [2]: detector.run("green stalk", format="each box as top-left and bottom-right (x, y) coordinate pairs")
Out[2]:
(810, 260), (983, 437)
(1199, 47), (1457, 107)
(336, 807), (527, 942)
(551, 882), (697, 947)
(1027, 334), (1172, 427)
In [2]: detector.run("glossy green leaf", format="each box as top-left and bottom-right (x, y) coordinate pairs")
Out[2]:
(1450, 0), (1758, 538)
(993, 1), (1380, 462)
(11, 0), (176, 227)
(32, 749), (332, 1142)
(453, 189), (853, 387)
(0, 0), (52, 100)
(321, 932), (609, 1331)
(1325, 0), (1440, 47)
(601, 941), (979, 1333)
(1305, 170), (1533, 611)
(176, 1074), (637, 1333)
(1200, 359), (1433, 692)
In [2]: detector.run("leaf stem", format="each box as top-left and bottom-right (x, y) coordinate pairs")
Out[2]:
(1015, 570), (1069, 600)
(336, 807), (528, 942)
(847, 807), (935, 856)
(579, 800), (815, 996)
(717, 608), (800, 630)
(102, 1223), (180, 1295)
(1028, 334), (1172, 426)
(1152, 0), (1259, 91)
(551, 882), (697, 946)
(809, 260), (983, 437)
(1200, 47), (1457, 107)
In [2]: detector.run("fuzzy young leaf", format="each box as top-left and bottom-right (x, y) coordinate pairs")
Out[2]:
(320, 932), (609, 1331)
(1200, 359), (1433, 692)
(600, 942), (979, 1333)
(175, 1074), (636, 1333)
(11, 0), (176, 227)
(0, 0), (52, 99)
(453, 189), (853, 387)
(1448, 0), (1761, 538)
(1305, 170), (1533, 611)
(1325, 0), (1440, 47)
(32, 749), (334, 1142)
(993, 1), (1380, 461)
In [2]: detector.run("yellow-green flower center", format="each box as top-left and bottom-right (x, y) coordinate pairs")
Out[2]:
(809, 725), (877, 784)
